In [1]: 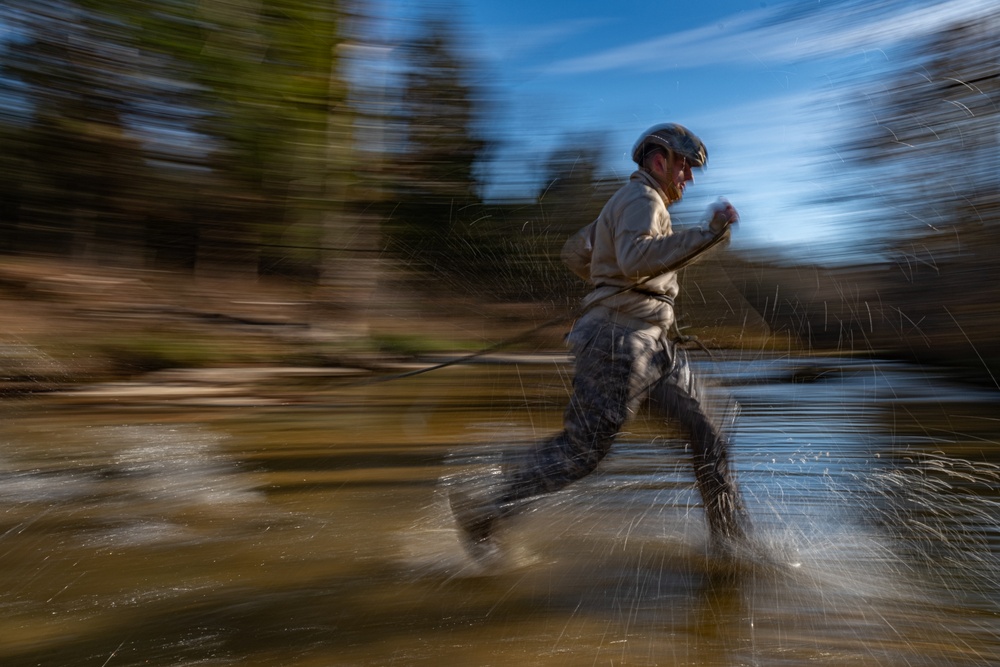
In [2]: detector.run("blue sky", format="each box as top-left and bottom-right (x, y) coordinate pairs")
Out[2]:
(375, 0), (995, 261)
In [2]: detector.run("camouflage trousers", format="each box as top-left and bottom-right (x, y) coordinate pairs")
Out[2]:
(499, 314), (748, 540)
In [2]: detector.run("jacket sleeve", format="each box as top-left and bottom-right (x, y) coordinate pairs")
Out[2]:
(561, 221), (595, 282)
(613, 195), (723, 281)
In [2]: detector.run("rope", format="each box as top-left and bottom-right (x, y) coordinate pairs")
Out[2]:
(359, 229), (731, 385)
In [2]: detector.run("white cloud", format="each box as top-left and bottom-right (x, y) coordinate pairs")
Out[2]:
(541, 9), (771, 74)
(499, 17), (612, 59)
(542, 0), (996, 75)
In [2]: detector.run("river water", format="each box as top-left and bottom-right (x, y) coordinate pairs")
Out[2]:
(2, 354), (999, 666)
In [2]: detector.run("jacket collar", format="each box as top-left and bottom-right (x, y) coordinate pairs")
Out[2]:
(630, 169), (669, 206)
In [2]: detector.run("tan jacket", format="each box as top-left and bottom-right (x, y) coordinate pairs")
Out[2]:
(561, 170), (727, 329)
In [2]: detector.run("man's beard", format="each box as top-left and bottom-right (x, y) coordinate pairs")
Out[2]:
(664, 181), (683, 203)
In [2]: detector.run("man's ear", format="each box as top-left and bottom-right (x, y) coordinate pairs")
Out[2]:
(652, 150), (666, 169)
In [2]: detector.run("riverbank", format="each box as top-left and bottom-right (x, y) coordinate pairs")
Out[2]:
(0, 256), (787, 393)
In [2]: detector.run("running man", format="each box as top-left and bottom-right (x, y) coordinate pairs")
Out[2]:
(451, 123), (750, 560)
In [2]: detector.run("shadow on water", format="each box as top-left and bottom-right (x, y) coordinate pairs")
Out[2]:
(1, 355), (1000, 665)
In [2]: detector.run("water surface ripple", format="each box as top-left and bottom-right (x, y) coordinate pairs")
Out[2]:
(1, 355), (999, 666)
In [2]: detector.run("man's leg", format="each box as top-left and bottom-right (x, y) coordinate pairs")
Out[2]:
(450, 322), (647, 555)
(647, 343), (749, 543)
(500, 322), (657, 504)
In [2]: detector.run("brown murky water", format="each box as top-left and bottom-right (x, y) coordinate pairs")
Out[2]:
(2, 354), (999, 666)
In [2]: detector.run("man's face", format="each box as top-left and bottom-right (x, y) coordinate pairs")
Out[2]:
(669, 154), (694, 199)
(652, 152), (694, 203)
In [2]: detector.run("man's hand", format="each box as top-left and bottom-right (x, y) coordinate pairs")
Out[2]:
(706, 198), (739, 234)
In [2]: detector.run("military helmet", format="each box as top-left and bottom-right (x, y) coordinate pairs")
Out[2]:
(631, 123), (708, 167)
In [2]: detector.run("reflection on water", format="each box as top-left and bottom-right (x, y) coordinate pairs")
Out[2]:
(1, 355), (1000, 666)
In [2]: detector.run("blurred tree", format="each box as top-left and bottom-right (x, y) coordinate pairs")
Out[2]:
(0, 1), (151, 261)
(373, 17), (614, 304)
(503, 136), (615, 301)
(379, 16), (488, 277)
(118, 0), (351, 278)
(843, 9), (1000, 260)
(772, 7), (1000, 376)
(0, 0), (357, 280)
(535, 137), (606, 223)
